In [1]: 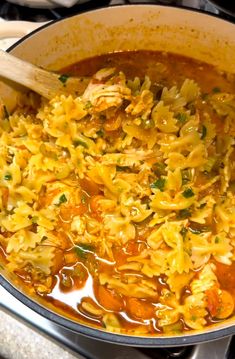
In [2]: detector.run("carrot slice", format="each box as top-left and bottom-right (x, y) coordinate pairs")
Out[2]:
(60, 204), (87, 222)
(97, 285), (124, 311)
(127, 297), (155, 320)
(89, 195), (104, 213)
(104, 116), (122, 132)
(206, 288), (220, 317)
(215, 290), (234, 319)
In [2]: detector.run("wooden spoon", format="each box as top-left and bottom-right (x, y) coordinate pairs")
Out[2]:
(0, 49), (89, 100)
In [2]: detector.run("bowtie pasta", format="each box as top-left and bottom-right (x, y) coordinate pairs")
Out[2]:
(0, 50), (235, 335)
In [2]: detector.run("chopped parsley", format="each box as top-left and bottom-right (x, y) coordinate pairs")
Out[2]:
(150, 178), (166, 192)
(96, 129), (104, 137)
(176, 112), (187, 124)
(3, 105), (9, 119)
(180, 227), (188, 240)
(199, 203), (207, 209)
(215, 236), (220, 243)
(58, 74), (69, 84)
(212, 87), (221, 93)
(4, 173), (12, 181)
(141, 117), (155, 129)
(31, 216), (39, 224)
(74, 244), (94, 259)
(201, 125), (207, 140)
(182, 188), (194, 198)
(201, 93), (208, 101)
(189, 225), (210, 234)
(58, 194), (67, 205)
(181, 169), (192, 185)
(152, 162), (166, 177)
(81, 195), (87, 204)
(178, 208), (191, 219)
(73, 139), (88, 149)
(188, 227), (202, 235)
(84, 101), (92, 110)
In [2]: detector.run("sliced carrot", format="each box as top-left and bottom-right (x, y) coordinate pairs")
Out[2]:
(126, 297), (155, 320)
(60, 204), (87, 222)
(97, 285), (124, 311)
(104, 115), (122, 132)
(1, 187), (9, 208)
(215, 290), (234, 319)
(89, 195), (104, 213)
(205, 288), (220, 317)
(79, 177), (100, 196)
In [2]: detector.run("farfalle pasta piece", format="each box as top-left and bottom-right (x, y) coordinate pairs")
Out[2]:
(125, 89), (153, 118)
(0, 202), (33, 232)
(104, 212), (136, 244)
(151, 101), (178, 133)
(161, 86), (186, 111)
(99, 273), (158, 298)
(7, 245), (55, 275)
(180, 79), (201, 103)
(151, 189), (195, 211)
(6, 229), (42, 253)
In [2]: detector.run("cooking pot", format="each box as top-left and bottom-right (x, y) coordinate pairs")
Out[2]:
(0, 4), (235, 348)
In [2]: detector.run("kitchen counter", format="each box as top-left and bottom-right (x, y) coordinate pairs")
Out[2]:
(0, 310), (79, 359)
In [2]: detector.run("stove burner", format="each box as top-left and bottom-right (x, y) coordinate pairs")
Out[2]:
(0, 0), (221, 22)
(0, 0), (110, 21)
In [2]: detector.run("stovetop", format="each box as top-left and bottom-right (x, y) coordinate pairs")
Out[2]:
(0, 0), (222, 22)
(0, 1), (235, 359)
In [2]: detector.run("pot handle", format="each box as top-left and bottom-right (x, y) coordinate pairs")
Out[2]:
(0, 21), (47, 39)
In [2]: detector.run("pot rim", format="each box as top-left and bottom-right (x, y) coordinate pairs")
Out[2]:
(5, 3), (235, 55)
(1, 4), (235, 346)
(1, 275), (235, 346)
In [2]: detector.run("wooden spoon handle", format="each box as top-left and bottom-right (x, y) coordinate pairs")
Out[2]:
(0, 49), (63, 99)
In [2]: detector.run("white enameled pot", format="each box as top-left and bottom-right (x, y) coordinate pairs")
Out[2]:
(0, 5), (235, 347)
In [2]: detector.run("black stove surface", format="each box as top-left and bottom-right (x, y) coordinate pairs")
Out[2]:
(0, 0), (220, 22)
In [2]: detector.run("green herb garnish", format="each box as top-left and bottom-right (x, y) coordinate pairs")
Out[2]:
(182, 188), (194, 198)
(81, 195), (87, 204)
(188, 225), (210, 234)
(31, 216), (39, 224)
(58, 74), (69, 84)
(152, 162), (167, 177)
(73, 140), (88, 149)
(96, 129), (104, 137)
(215, 236), (220, 243)
(3, 105), (9, 119)
(201, 93), (208, 101)
(150, 178), (166, 192)
(74, 244), (94, 259)
(176, 113), (187, 124)
(188, 227), (202, 235)
(180, 227), (188, 240)
(58, 194), (67, 205)
(141, 117), (155, 129)
(4, 173), (12, 181)
(199, 203), (206, 209)
(178, 208), (191, 219)
(212, 87), (221, 93)
(84, 101), (92, 110)
(201, 125), (207, 140)
(181, 169), (192, 185)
